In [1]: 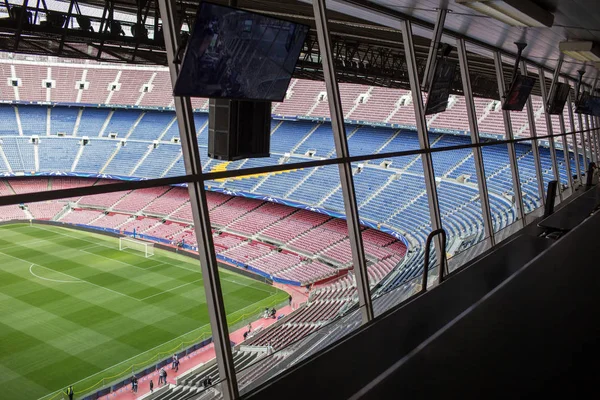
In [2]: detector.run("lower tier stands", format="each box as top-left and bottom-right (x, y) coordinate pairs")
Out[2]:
(0, 177), (407, 287)
(0, 106), (583, 247)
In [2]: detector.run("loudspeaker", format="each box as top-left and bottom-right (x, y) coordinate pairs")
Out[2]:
(208, 99), (271, 161)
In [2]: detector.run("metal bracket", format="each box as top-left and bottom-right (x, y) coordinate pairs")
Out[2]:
(422, 8), (448, 92)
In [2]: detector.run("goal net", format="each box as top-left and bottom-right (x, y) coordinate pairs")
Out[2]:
(119, 237), (154, 258)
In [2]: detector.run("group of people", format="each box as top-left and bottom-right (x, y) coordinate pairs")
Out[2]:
(129, 356), (175, 395)
(63, 294), (299, 398)
(263, 307), (277, 319)
(172, 353), (180, 372)
(158, 367), (168, 385)
(202, 376), (213, 388)
(130, 376), (139, 393)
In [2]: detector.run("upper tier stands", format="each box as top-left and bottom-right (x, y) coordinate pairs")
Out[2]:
(1, 102), (581, 245)
(0, 58), (580, 142)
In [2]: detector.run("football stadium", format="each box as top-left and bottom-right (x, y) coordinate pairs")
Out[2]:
(0, 0), (599, 399)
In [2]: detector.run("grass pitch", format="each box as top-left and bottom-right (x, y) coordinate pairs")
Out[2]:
(0, 223), (287, 399)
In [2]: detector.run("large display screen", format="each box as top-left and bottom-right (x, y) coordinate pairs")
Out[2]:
(174, 2), (309, 101)
(547, 82), (570, 115)
(575, 92), (600, 116)
(502, 74), (536, 112)
(424, 59), (457, 116)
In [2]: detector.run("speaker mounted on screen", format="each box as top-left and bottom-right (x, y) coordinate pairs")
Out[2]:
(208, 99), (270, 161)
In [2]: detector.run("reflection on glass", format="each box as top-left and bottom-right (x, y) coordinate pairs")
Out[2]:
(350, 155), (434, 317)
(205, 164), (368, 388)
(478, 142), (518, 233)
(352, 158), (417, 314)
(508, 106), (543, 214)
(431, 148), (489, 269)
(515, 141), (543, 214)
(549, 114), (571, 192)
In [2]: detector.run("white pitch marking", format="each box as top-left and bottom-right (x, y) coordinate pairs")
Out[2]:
(30, 225), (275, 294)
(29, 264), (83, 284)
(139, 278), (204, 301)
(0, 249), (141, 301)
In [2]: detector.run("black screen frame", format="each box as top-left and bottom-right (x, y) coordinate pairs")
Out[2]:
(502, 74), (536, 112)
(575, 92), (600, 116)
(424, 58), (457, 116)
(173, 1), (310, 102)
(547, 82), (571, 115)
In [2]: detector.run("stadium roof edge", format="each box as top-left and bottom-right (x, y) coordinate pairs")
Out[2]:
(0, 0), (597, 95)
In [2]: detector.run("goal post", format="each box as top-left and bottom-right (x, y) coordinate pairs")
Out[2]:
(119, 237), (155, 258)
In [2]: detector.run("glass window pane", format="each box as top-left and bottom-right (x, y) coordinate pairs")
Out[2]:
(433, 148), (489, 263)
(481, 142), (518, 233)
(352, 155), (420, 315)
(354, 156), (418, 300)
(0, 178), (228, 399)
(204, 163), (365, 392)
(507, 89), (543, 215)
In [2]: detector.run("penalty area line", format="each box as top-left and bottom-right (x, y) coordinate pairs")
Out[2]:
(29, 264), (83, 284)
(0, 249), (142, 302)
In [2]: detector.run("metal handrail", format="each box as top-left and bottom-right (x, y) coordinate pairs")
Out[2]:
(422, 228), (448, 292)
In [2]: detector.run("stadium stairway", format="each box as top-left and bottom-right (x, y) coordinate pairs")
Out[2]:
(177, 351), (262, 389)
(148, 385), (222, 400)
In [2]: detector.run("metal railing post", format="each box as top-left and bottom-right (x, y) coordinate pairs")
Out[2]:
(422, 228), (447, 290)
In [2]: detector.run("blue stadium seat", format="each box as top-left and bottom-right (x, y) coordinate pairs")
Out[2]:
(18, 105), (47, 135)
(128, 111), (174, 141)
(77, 108), (111, 137)
(103, 109), (142, 138)
(38, 137), (79, 171)
(2, 137), (35, 172)
(103, 141), (150, 176)
(50, 107), (78, 135)
(75, 139), (119, 174)
(0, 105), (18, 135)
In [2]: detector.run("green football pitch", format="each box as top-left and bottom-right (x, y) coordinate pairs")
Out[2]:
(0, 223), (288, 400)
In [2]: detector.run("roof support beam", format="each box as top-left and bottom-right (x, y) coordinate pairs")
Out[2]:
(337, 0), (594, 91)
(422, 8), (447, 92)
